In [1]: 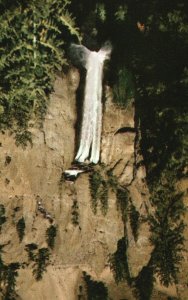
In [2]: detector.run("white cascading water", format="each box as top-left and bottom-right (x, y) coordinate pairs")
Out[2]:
(71, 42), (112, 164)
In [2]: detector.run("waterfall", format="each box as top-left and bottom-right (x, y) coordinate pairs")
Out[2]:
(71, 42), (112, 164)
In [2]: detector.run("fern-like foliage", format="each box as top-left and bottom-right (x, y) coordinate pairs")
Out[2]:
(89, 170), (108, 215)
(109, 237), (131, 285)
(33, 247), (50, 281)
(0, 205), (6, 233)
(46, 225), (57, 249)
(0, 0), (81, 145)
(129, 204), (140, 241)
(0, 244), (20, 300)
(83, 271), (108, 300)
(113, 67), (135, 108)
(2, 262), (20, 300)
(134, 266), (154, 300)
(149, 171), (186, 287)
(16, 217), (26, 242)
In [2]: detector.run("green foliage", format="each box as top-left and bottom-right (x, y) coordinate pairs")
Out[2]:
(0, 246), (20, 300)
(15, 131), (32, 148)
(129, 172), (186, 294)
(46, 225), (57, 249)
(3, 263), (20, 300)
(140, 107), (187, 183)
(95, 3), (106, 23)
(115, 5), (128, 22)
(71, 200), (79, 226)
(33, 248), (50, 281)
(89, 170), (102, 214)
(25, 244), (50, 280)
(89, 167), (133, 221)
(83, 271), (108, 300)
(109, 237), (131, 285)
(0, 0), (81, 144)
(113, 67), (135, 108)
(0, 205), (6, 232)
(134, 266), (154, 300)
(149, 173), (185, 286)
(16, 217), (25, 242)
(106, 170), (118, 192)
(99, 180), (108, 215)
(89, 170), (109, 215)
(116, 188), (129, 225)
(0, 244), (6, 287)
(25, 243), (38, 261)
(5, 155), (11, 165)
(129, 204), (140, 241)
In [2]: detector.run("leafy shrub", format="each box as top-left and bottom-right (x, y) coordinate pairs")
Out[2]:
(129, 204), (140, 241)
(106, 170), (118, 192)
(25, 243), (38, 261)
(99, 181), (108, 216)
(89, 170), (103, 214)
(33, 248), (50, 281)
(3, 263), (20, 300)
(116, 188), (129, 225)
(71, 200), (79, 226)
(109, 237), (131, 285)
(0, 205), (6, 232)
(0, 248), (20, 300)
(16, 217), (25, 242)
(89, 169), (109, 215)
(113, 67), (135, 108)
(46, 225), (57, 249)
(149, 176), (185, 286)
(25, 244), (50, 280)
(83, 271), (108, 300)
(0, 0), (81, 145)
(134, 266), (154, 300)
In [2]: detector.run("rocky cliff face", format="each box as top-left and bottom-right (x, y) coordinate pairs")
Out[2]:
(0, 68), (186, 300)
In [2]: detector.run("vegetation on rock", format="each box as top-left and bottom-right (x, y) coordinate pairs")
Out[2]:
(89, 169), (109, 215)
(134, 266), (154, 300)
(83, 271), (108, 300)
(109, 237), (131, 285)
(25, 243), (38, 261)
(46, 225), (57, 249)
(25, 244), (50, 280)
(2, 263), (20, 300)
(89, 166), (132, 218)
(0, 205), (6, 232)
(129, 204), (140, 242)
(0, 245), (20, 300)
(33, 247), (50, 281)
(116, 188), (129, 225)
(71, 199), (80, 226)
(113, 67), (135, 108)
(16, 217), (25, 242)
(149, 172), (185, 286)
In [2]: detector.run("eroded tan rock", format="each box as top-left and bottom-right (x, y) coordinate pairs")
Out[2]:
(0, 71), (128, 299)
(0, 70), (179, 300)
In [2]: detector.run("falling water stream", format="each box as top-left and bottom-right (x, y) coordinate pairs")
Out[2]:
(71, 43), (112, 164)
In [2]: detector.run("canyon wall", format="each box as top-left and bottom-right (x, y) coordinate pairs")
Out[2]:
(0, 69), (186, 300)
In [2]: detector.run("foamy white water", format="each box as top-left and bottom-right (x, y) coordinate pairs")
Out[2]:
(71, 43), (112, 164)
